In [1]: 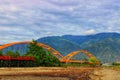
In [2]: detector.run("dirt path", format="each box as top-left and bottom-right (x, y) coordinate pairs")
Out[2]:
(91, 68), (120, 80)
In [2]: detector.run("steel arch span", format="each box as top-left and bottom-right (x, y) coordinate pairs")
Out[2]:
(61, 50), (99, 63)
(0, 41), (63, 60)
(0, 41), (100, 64)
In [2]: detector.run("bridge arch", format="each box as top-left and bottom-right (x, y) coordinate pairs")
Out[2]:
(61, 50), (99, 63)
(0, 41), (100, 64)
(0, 41), (63, 60)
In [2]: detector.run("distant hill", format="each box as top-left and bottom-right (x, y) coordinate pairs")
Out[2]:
(83, 38), (120, 63)
(2, 44), (28, 55)
(62, 32), (120, 46)
(2, 32), (120, 63)
(37, 36), (81, 56)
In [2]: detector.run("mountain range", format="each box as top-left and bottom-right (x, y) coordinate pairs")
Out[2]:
(2, 32), (120, 63)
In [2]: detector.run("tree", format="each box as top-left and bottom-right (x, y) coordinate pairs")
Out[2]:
(89, 57), (100, 66)
(83, 58), (89, 62)
(89, 57), (98, 63)
(0, 50), (3, 56)
(42, 52), (61, 66)
(26, 40), (61, 66)
(14, 50), (20, 57)
(26, 40), (47, 66)
(5, 50), (15, 56)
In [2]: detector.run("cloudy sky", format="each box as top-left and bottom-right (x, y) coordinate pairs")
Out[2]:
(0, 0), (120, 44)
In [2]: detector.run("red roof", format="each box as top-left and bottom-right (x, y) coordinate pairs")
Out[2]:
(0, 56), (34, 61)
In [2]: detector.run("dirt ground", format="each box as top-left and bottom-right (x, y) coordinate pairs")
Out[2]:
(90, 67), (120, 80)
(0, 76), (69, 80)
(0, 67), (95, 80)
(1, 67), (120, 80)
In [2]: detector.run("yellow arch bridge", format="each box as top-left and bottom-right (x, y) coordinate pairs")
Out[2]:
(0, 41), (100, 64)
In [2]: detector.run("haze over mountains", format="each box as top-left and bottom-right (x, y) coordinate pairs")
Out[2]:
(2, 32), (120, 63)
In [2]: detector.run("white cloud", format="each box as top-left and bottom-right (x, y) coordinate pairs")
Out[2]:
(84, 29), (96, 35)
(45, 32), (52, 35)
(0, 27), (11, 31)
